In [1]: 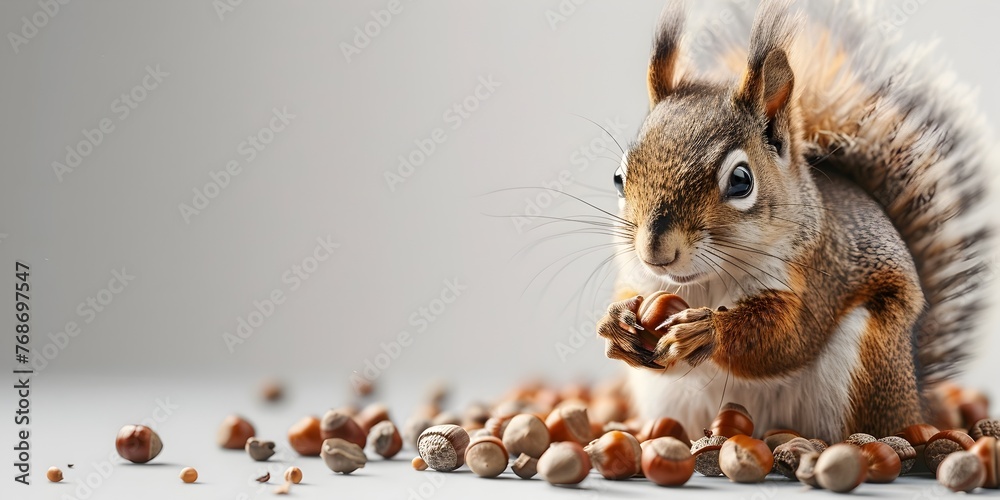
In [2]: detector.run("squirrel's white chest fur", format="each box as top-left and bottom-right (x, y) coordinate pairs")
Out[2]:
(620, 257), (868, 443)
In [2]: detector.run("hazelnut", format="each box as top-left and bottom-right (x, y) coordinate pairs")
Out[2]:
(773, 437), (821, 480)
(638, 291), (689, 330)
(937, 451), (985, 493)
(283, 466), (303, 484)
(844, 433), (876, 447)
(320, 409), (367, 449)
(260, 379), (283, 402)
(417, 424), (470, 472)
(585, 430), (642, 480)
(690, 434), (727, 477)
(710, 403), (754, 438)
(763, 429), (800, 452)
(431, 411), (462, 427)
(971, 419), (1000, 441)
(403, 414), (433, 450)
(462, 402), (492, 430)
(47, 466), (63, 482)
(859, 441), (901, 483)
(179, 467), (198, 483)
(245, 437), (276, 461)
(537, 441), (592, 485)
(288, 416), (323, 456)
(484, 415), (513, 439)
(355, 403), (390, 434)
(969, 436), (999, 489)
(877, 436), (917, 475)
(465, 436), (508, 478)
(369, 420), (403, 459)
(321, 438), (367, 474)
(589, 396), (628, 426)
(641, 437), (695, 486)
(957, 389), (990, 428)
(719, 435), (773, 483)
(545, 405), (592, 445)
(895, 423), (939, 474)
(639, 417), (687, 443)
(502, 414), (550, 459)
(115, 424), (163, 463)
(796, 451), (821, 488)
(512, 453), (539, 479)
(217, 415), (255, 449)
(411, 456), (428, 471)
(925, 430), (975, 474)
(814, 444), (867, 493)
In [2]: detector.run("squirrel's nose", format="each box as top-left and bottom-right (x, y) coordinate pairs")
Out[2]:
(636, 225), (682, 269)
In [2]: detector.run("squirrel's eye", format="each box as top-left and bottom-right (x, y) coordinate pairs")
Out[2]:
(726, 163), (753, 198)
(613, 166), (625, 198)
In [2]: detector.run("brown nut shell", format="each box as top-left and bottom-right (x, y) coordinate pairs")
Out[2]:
(585, 431), (642, 480)
(970, 436), (999, 489)
(512, 453), (539, 479)
(217, 415), (255, 449)
(925, 430), (975, 474)
(773, 437), (821, 479)
(47, 467), (63, 482)
(638, 291), (690, 331)
(877, 436), (917, 475)
(320, 409), (367, 449)
(288, 416), (323, 456)
(417, 424), (470, 472)
(639, 417), (687, 443)
(642, 437), (694, 486)
(355, 403), (391, 434)
(546, 405), (592, 445)
(719, 435), (773, 483)
(245, 437), (276, 461)
(711, 403), (754, 438)
(860, 441), (901, 483)
(538, 441), (592, 485)
(691, 435), (727, 477)
(369, 420), (403, 459)
(115, 424), (163, 463)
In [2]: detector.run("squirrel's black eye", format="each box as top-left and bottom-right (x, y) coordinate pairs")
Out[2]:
(613, 166), (625, 198)
(726, 163), (753, 198)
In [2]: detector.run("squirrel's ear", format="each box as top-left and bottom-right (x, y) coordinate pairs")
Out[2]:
(738, 48), (794, 122)
(647, 1), (684, 109)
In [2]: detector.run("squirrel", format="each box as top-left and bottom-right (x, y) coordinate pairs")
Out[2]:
(596, 0), (994, 444)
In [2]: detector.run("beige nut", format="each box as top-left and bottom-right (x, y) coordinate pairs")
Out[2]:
(538, 442), (592, 485)
(245, 437), (276, 461)
(502, 414), (550, 459)
(321, 438), (367, 474)
(465, 436), (508, 478)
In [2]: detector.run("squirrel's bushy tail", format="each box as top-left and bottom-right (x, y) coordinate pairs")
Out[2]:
(744, 0), (994, 387)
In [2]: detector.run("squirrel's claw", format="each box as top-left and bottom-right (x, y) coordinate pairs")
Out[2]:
(599, 296), (661, 370)
(650, 307), (717, 368)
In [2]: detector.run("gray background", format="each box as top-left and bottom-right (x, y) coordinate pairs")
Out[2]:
(2, 1), (999, 499)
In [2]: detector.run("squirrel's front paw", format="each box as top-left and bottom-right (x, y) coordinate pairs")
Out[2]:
(651, 307), (717, 368)
(597, 296), (662, 369)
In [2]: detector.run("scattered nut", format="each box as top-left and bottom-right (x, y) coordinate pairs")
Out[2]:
(465, 436), (508, 478)
(115, 424), (163, 464)
(260, 380), (283, 403)
(809, 439), (829, 453)
(512, 453), (539, 479)
(538, 441), (592, 485)
(431, 411), (462, 427)
(320, 409), (367, 449)
(283, 466), (302, 484)
(971, 419), (1000, 441)
(877, 436), (917, 475)
(641, 437), (695, 486)
(763, 429), (800, 452)
(859, 441), (901, 483)
(256, 472), (270, 483)
(273, 481), (291, 495)
(321, 438), (367, 474)
(218, 415), (256, 449)
(502, 414), (550, 459)
(896, 423), (940, 474)
(937, 451), (985, 493)
(355, 403), (391, 434)
(796, 451), (821, 488)
(245, 437), (276, 461)
(288, 416), (323, 456)
(484, 415), (513, 439)
(773, 437), (821, 480)
(814, 444), (867, 493)
(925, 430), (975, 474)
(711, 403), (754, 438)
(719, 435), (773, 483)
(411, 456), (428, 471)
(585, 430), (642, 480)
(369, 420), (403, 459)
(47, 466), (63, 482)
(691, 434), (727, 477)
(546, 405), (592, 445)
(844, 433), (877, 447)
(970, 436), (999, 489)
(463, 402), (492, 430)
(639, 417), (687, 443)
(179, 467), (198, 483)
(417, 424), (470, 472)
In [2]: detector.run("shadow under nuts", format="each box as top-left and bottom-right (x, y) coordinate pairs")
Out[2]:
(585, 430), (641, 480)
(218, 415), (255, 450)
(321, 438), (367, 474)
(538, 442), (592, 485)
(245, 437), (276, 461)
(465, 436), (508, 478)
(719, 435), (772, 483)
(642, 437), (695, 486)
(417, 424), (470, 472)
(502, 414), (550, 459)
(115, 424), (163, 464)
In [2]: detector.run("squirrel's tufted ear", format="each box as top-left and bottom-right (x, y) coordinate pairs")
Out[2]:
(647, 1), (684, 109)
(737, 0), (797, 151)
(738, 48), (794, 121)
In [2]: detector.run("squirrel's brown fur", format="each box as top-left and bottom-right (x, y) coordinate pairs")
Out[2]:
(599, 0), (993, 441)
